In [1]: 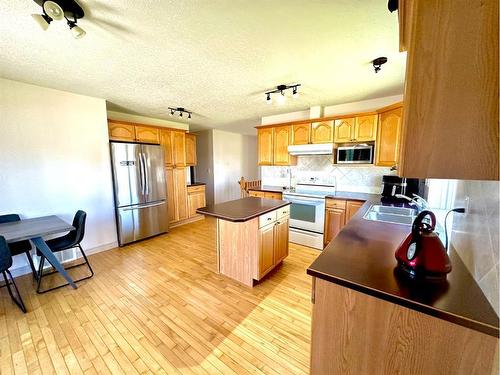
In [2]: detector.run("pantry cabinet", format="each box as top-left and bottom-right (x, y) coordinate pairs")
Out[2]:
(166, 167), (188, 223)
(185, 133), (197, 166)
(375, 104), (403, 168)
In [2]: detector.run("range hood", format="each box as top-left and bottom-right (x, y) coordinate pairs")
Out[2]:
(288, 143), (334, 155)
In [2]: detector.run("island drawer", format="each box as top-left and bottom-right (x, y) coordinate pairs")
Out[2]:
(277, 206), (290, 219)
(259, 210), (277, 227)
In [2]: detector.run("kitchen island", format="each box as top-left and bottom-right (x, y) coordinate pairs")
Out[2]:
(197, 197), (291, 287)
(307, 197), (499, 374)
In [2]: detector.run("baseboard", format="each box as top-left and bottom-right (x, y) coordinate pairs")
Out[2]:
(170, 215), (205, 228)
(9, 241), (119, 278)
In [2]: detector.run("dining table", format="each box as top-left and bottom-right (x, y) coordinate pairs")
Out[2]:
(0, 215), (77, 289)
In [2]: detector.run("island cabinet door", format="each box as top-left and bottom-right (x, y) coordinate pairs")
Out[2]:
(274, 217), (289, 264)
(259, 222), (275, 278)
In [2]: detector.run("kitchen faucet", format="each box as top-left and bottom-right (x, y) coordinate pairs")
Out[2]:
(395, 194), (430, 211)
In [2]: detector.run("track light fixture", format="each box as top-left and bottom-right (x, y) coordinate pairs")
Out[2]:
(31, 0), (86, 39)
(168, 107), (192, 119)
(265, 84), (301, 104)
(372, 57), (388, 73)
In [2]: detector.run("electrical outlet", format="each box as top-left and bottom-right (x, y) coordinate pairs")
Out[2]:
(464, 196), (470, 214)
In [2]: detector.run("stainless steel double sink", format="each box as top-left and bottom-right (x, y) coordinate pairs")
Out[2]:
(363, 205), (417, 225)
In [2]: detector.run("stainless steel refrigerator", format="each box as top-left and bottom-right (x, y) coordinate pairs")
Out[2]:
(110, 142), (168, 245)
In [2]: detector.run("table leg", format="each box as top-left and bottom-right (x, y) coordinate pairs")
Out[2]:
(31, 237), (77, 289)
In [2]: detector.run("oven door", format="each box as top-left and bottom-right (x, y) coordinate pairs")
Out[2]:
(283, 195), (325, 233)
(337, 145), (373, 164)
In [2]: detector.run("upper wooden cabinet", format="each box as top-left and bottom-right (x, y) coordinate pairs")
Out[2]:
(398, 0), (499, 180)
(185, 134), (197, 166)
(292, 124), (311, 145)
(376, 104), (403, 168)
(334, 118), (355, 143)
(135, 126), (159, 144)
(258, 128), (274, 166)
(160, 129), (174, 167)
(311, 121), (334, 144)
(108, 121), (135, 142)
(273, 126), (296, 166)
(354, 115), (377, 142)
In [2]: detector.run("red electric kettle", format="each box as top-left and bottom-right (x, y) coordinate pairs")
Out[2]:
(395, 210), (451, 280)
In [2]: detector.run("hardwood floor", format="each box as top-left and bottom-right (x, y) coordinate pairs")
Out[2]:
(0, 217), (319, 374)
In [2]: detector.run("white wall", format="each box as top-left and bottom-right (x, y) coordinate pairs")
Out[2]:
(0, 78), (117, 273)
(194, 130), (215, 205)
(212, 130), (258, 204)
(107, 110), (188, 130)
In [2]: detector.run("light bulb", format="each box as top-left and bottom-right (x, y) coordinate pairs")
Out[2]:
(32, 14), (52, 31)
(276, 92), (286, 105)
(43, 1), (64, 21)
(70, 24), (86, 39)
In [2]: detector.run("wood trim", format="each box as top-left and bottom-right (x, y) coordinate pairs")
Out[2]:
(255, 110), (381, 129)
(376, 101), (403, 113)
(169, 215), (204, 228)
(107, 119), (188, 133)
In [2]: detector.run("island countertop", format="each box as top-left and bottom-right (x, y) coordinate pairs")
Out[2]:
(307, 197), (499, 337)
(197, 197), (290, 222)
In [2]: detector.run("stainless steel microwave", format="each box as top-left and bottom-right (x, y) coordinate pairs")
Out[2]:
(337, 145), (374, 164)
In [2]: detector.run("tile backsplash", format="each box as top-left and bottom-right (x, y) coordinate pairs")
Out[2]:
(451, 180), (499, 315)
(261, 155), (394, 193)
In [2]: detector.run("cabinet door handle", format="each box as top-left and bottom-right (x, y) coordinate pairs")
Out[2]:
(267, 217), (272, 221)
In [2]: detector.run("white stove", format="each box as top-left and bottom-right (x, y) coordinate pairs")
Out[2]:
(282, 182), (336, 250)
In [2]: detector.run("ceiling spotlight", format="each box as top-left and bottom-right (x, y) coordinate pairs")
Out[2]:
(168, 107), (192, 119)
(43, 1), (64, 21)
(68, 19), (86, 39)
(372, 57), (388, 73)
(265, 84), (300, 105)
(31, 13), (52, 31)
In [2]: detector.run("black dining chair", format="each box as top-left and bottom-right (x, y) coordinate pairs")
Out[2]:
(36, 210), (94, 293)
(0, 214), (37, 279)
(0, 236), (27, 312)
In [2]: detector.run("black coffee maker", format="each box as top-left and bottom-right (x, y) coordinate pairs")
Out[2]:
(381, 175), (423, 203)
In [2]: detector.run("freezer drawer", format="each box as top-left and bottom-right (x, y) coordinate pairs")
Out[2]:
(116, 201), (168, 245)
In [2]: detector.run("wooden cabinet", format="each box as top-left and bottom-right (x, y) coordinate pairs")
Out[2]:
(324, 208), (345, 247)
(165, 167), (188, 223)
(324, 199), (365, 247)
(311, 277), (498, 375)
(160, 129), (174, 167)
(187, 185), (206, 218)
(334, 116), (377, 143)
(108, 121), (136, 142)
(172, 131), (186, 167)
(354, 115), (377, 142)
(311, 121), (334, 144)
(185, 133), (197, 166)
(292, 124), (311, 145)
(346, 200), (364, 221)
(398, 0), (498, 180)
(259, 223), (275, 278)
(273, 126), (296, 166)
(274, 217), (289, 264)
(334, 118), (355, 143)
(375, 105), (403, 168)
(248, 190), (266, 198)
(135, 126), (159, 144)
(258, 128), (274, 166)
(248, 190), (282, 200)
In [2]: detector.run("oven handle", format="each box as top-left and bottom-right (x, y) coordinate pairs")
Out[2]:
(285, 198), (325, 206)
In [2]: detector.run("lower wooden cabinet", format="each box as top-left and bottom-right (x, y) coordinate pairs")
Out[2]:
(248, 190), (283, 200)
(324, 199), (366, 247)
(165, 167), (188, 223)
(187, 185), (206, 218)
(258, 213), (289, 279)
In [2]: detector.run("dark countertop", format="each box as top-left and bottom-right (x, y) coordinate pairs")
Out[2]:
(307, 197), (499, 337)
(187, 182), (206, 187)
(326, 191), (379, 201)
(247, 185), (287, 193)
(197, 197), (290, 222)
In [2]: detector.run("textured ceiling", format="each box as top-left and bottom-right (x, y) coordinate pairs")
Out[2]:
(0, 0), (406, 134)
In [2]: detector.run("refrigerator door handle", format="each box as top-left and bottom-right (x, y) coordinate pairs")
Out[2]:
(143, 152), (149, 195)
(138, 152), (146, 196)
(122, 201), (165, 211)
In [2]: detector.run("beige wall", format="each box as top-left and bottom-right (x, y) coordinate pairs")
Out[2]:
(451, 180), (499, 315)
(0, 78), (117, 273)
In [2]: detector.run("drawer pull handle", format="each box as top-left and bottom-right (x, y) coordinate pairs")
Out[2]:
(267, 217), (272, 221)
